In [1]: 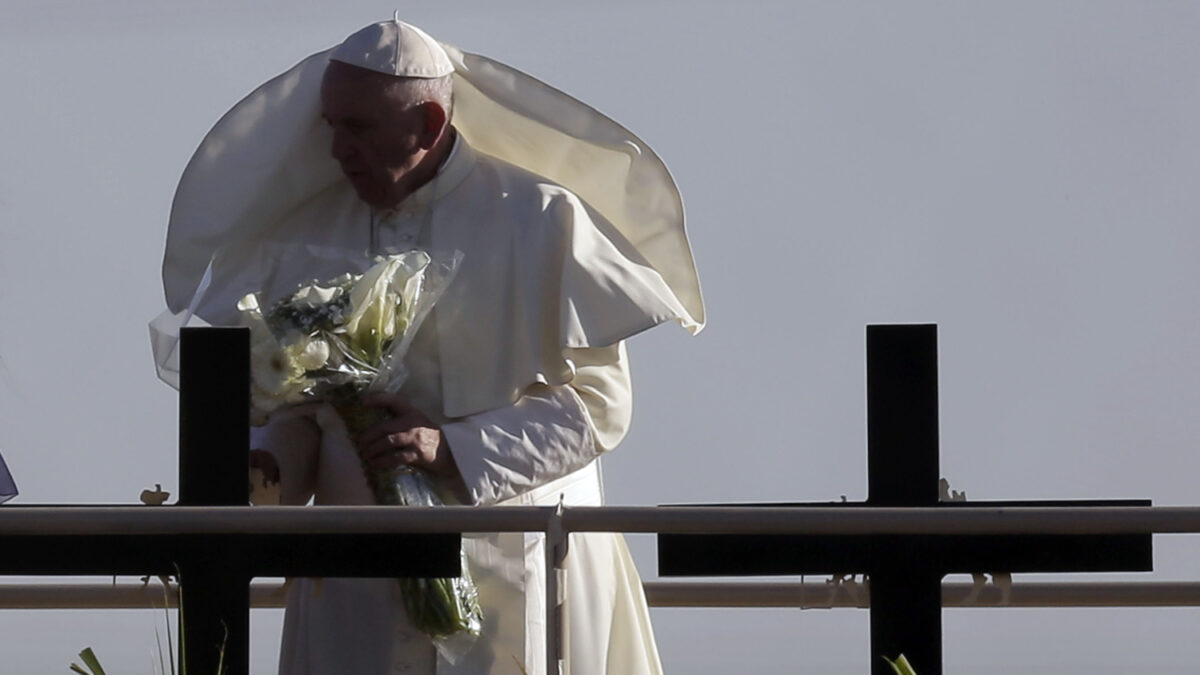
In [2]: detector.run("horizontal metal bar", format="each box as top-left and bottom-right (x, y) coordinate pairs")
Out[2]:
(0, 582), (288, 609)
(4, 581), (1200, 610)
(563, 506), (1200, 535)
(7, 505), (1200, 536)
(644, 581), (1200, 608)
(0, 506), (553, 536)
(0, 532), (462, 578)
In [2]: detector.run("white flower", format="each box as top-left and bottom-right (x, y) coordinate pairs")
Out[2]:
(291, 283), (345, 307)
(239, 292), (312, 418)
(251, 337), (308, 398)
(249, 379), (304, 426)
(293, 336), (330, 370)
(236, 292), (263, 313)
(343, 252), (429, 362)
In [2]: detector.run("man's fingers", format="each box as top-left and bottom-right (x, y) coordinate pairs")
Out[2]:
(395, 448), (421, 465)
(249, 450), (281, 485)
(362, 392), (415, 418)
(358, 420), (411, 446)
(359, 436), (399, 461)
(385, 430), (418, 448)
(344, 400), (438, 471)
(356, 411), (426, 446)
(361, 440), (421, 470)
(360, 432), (421, 458)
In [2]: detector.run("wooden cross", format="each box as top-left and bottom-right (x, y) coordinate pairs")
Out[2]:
(658, 324), (1152, 675)
(0, 328), (461, 675)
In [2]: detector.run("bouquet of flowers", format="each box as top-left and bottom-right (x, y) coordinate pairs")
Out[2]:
(238, 250), (483, 656)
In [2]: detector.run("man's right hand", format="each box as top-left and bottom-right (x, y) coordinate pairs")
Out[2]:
(249, 449), (280, 486)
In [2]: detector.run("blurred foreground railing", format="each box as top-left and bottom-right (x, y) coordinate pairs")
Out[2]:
(9, 503), (1200, 536)
(6, 580), (1200, 610)
(5, 504), (1200, 615)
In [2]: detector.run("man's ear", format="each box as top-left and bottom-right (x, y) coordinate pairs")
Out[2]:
(419, 102), (448, 148)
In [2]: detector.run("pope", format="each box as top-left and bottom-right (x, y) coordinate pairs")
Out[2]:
(153, 16), (704, 675)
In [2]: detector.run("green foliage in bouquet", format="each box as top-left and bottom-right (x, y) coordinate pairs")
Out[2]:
(366, 466), (484, 639)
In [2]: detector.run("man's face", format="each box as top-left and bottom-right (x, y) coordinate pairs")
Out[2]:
(320, 62), (428, 209)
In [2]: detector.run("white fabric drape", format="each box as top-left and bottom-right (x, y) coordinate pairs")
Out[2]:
(159, 43), (704, 338)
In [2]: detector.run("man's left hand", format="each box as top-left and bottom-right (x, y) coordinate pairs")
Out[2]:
(356, 393), (459, 477)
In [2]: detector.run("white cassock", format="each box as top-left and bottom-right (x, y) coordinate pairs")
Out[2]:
(151, 19), (705, 675)
(244, 136), (669, 675)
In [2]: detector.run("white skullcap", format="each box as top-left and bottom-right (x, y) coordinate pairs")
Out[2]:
(329, 17), (454, 78)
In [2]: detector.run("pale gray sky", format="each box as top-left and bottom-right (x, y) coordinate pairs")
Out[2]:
(4, 2), (1200, 673)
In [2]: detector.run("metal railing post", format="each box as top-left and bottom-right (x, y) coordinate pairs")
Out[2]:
(545, 500), (567, 675)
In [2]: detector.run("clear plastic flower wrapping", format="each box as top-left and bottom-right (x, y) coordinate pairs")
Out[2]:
(239, 249), (483, 660)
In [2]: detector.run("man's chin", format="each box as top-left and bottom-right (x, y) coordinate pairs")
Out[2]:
(346, 180), (388, 209)
(342, 174), (405, 210)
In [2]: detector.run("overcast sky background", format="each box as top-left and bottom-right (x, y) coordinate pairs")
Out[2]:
(4, 1), (1200, 673)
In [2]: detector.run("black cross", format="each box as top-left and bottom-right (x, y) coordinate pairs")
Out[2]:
(0, 328), (461, 675)
(658, 324), (1152, 675)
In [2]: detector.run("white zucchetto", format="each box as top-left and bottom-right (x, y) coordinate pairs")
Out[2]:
(329, 18), (454, 79)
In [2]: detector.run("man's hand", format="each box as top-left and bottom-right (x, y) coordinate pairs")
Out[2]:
(249, 449), (282, 505)
(249, 449), (281, 485)
(356, 393), (459, 477)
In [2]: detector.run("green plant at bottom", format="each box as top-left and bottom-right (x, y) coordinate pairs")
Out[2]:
(884, 653), (918, 675)
(69, 569), (226, 675)
(68, 648), (107, 675)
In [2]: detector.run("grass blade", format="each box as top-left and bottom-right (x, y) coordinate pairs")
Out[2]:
(884, 654), (918, 675)
(216, 621), (229, 675)
(77, 648), (107, 675)
(155, 615), (167, 675)
(168, 588), (178, 675)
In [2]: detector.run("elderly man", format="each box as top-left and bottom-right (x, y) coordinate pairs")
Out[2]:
(154, 17), (703, 675)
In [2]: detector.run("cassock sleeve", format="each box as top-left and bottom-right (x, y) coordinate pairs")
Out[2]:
(253, 342), (633, 508)
(442, 341), (632, 506)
